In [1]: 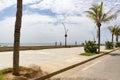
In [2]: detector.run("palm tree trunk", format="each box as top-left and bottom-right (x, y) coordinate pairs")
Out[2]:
(13, 0), (22, 75)
(98, 27), (100, 53)
(112, 34), (113, 43)
(118, 36), (119, 42)
(116, 35), (118, 42)
(117, 35), (118, 42)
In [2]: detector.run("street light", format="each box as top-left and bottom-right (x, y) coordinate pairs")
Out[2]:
(62, 22), (68, 47)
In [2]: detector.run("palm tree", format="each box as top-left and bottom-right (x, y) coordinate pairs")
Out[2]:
(118, 27), (120, 42)
(13, 0), (22, 75)
(114, 25), (120, 42)
(108, 25), (116, 43)
(85, 2), (119, 53)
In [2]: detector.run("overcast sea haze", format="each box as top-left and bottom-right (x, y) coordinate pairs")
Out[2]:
(0, 43), (80, 47)
(0, 43), (56, 47)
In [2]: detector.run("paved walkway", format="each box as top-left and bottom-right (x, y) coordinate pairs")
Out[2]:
(51, 50), (120, 80)
(0, 46), (110, 73)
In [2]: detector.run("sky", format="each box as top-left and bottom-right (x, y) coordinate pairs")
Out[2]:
(0, 0), (120, 44)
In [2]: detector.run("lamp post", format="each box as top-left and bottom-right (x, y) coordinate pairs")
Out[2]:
(62, 22), (68, 47)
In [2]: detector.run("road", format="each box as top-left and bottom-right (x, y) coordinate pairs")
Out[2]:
(51, 49), (120, 80)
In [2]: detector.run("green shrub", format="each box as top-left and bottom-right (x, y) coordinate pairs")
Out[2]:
(84, 41), (97, 53)
(115, 42), (120, 47)
(80, 52), (96, 56)
(105, 41), (113, 49)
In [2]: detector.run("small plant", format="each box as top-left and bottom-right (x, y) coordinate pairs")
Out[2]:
(84, 41), (97, 53)
(105, 41), (113, 49)
(115, 42), (120, 47)
(80, 52), (96, 56)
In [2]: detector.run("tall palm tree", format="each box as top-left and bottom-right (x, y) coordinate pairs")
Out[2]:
(114, 25), (120, 42)
(118, 27), (120, 42)
(85, 2), (119, 53)
(108, 25), (116, 43)
(13, 0), (22, 75)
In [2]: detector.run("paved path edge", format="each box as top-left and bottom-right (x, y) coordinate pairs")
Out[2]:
(33, 48), (119, 80)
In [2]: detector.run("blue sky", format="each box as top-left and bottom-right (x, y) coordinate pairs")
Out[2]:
(0, 0), (120, 44)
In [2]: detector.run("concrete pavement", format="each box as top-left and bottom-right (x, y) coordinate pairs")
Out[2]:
(51, 49), (120, 80)
(0, 46), (110, 74)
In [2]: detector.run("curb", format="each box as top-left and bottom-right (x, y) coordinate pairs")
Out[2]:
(33, 48), (119, 80)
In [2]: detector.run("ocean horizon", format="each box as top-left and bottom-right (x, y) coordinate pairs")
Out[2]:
(0, 43), (56, 47)
(0, 42), (79, 47)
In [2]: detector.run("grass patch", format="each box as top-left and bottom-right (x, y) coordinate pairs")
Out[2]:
(0, 75), (7, 80)
(0, 68), (13, 74)
(0, 65), (45, 80)
(105, 48), (113, 50)
(80, 52), (97, 56)
(0, 66), (25, 74)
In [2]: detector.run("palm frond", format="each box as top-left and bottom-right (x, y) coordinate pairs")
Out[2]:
(91, 2), (99, 9)
(102, 14), (117, 22)
(98, 2), (103, 23)
(87, 14), (97, 20)
(85, 11), (97, 19)
(86, 2), (119, 25)
(85, 11), (96, 16)
(114, 25), (120, 35)
(89, 5), (98, 15)
(90, 7), (97, 12)
(108, 25), (119, 35)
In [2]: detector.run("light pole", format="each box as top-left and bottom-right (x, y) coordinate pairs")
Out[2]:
(62, 22), (68, 47)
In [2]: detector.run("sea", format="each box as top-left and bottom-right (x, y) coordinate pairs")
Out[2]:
(0, 43), (56, 47)
(0, 43), (77, 47)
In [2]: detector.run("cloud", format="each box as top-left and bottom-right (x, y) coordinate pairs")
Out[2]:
(0, 0), (40, 12)
(30, 0), (93, 15)
(0, 14), (62, 43)
(0, 0), (120, 44)
(23, 0), (40, 4)
(21, 14), (96, 43)
(30, 0), (120, 16)
(0, 13), (96, 43)
(0, 0), (16, 12)
(22, 13), (56, 25)
(0, 17), (15, 42)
